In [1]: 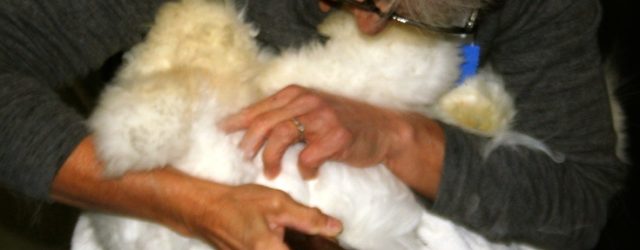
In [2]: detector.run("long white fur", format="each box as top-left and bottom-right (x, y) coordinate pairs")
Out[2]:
(73, 0), (546, 249)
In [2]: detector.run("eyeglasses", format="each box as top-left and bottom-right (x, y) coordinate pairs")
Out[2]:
(331, 0), (478, 37)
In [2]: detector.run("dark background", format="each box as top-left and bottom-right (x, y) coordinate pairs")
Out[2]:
(1, 0), (638, 249)
(593, 0), (639, 248)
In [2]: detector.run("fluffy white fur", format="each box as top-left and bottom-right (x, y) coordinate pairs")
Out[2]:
(72, 0), (548, 249)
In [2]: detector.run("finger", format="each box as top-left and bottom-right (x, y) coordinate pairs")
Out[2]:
(262, 122), (300, 179)
(298, 129), (351, 179)
(220, 85), (306, 132)
(270, 204), (343, 238)
(238, 106), (307, 158)
(269, 223), (286, 239)
(239, 94), (322, 158)
(297, 145), (330, 180)
(246, 217), (290, 250)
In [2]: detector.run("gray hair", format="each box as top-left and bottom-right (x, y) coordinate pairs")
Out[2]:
(389, 0), (495, 28)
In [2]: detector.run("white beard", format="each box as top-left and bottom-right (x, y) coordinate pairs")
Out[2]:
(72, 0), (545, 249)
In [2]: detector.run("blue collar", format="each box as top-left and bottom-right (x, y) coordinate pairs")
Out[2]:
(457, 42), (480, 85)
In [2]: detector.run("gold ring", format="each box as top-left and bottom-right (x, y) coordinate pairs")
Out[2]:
(291, 118), (305, 142)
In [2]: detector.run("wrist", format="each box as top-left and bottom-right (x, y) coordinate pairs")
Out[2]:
(145, 168), (233, 236)
(384, 112), (445, 199)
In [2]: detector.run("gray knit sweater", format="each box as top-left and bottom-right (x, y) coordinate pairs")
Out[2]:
(0, 0), (625, 249)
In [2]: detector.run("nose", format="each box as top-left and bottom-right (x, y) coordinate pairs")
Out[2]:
(351, 7), (390, 35)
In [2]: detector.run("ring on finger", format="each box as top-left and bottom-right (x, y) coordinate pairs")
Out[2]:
(291, 117), (306, 142)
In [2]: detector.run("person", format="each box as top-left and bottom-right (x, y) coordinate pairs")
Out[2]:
(223, 1), (627, 249)
(0, 0), (625, 250)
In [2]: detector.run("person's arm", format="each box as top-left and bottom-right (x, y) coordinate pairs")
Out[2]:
(0, 0), (166, 201)
(52, 136), (342, 249)
(1, 1), (342, 249)
(428, 0), (626, 249)
(0, 0), (328, 201)
(222, 0), (626, 249)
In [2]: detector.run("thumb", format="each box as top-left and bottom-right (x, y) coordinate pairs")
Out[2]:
(271, 203), (343, 238)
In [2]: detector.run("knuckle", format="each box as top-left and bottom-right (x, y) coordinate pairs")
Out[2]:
(309, 207), (324, 218)
(272, 123), (294, 137)
(395, 120), (416, 143)
(281, 84), (305, 96)
(267, 190), (291, 209)
(267, 198), (283, 210)
(311, 105), (338, 123)
(299, 93), (324, 108)
(310, 208), (329, 226)
(271, 85), (305, 104)
(331, 130), (353, 155)
(299, 153), (315, 167)
(249, 118), (270, 132)
(334, 128), (353, 144)
(316, 106), (334, 118)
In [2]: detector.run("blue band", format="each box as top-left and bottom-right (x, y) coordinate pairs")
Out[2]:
(457, 43), (480, 85)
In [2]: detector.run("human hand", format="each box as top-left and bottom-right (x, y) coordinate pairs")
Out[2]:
(52, 136), (342, 250)
(174, 183), (343, 250)
(220, 85), (409, 179)
(220, 85), (445, 198)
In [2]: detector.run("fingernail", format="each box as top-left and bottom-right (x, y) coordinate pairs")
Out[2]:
(217, 117), (236, 132)
(242, 144), (256, 159)
(326, 217), (343, 235)
(266, 169), (277, 180)
(243, 149), (254, 160)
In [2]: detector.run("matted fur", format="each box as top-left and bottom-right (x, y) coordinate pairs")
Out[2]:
(73, 0), (545, 249)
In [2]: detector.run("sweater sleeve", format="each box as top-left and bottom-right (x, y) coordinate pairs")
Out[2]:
(430, 0), (627, 249)
(0, 0), (165, 201)
(236, 0), (328, 51)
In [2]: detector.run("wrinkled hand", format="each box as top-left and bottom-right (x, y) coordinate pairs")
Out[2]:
(221, 85), (410, 179)
(177, 183), (343, 250)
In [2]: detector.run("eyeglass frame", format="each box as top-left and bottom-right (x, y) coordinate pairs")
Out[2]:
(331, 0), (479, 38)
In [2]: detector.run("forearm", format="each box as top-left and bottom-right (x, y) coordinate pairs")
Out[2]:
(50, 136), (231, 235)
(0, 0), (165, 200)
(52, 136), (343, 248)
(382, 105), (623, 249)
(432, 0), (625, 247)
(384, 111), (445, 200)
(0, 73), (90, 200)
(431, 124), (626, 249)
